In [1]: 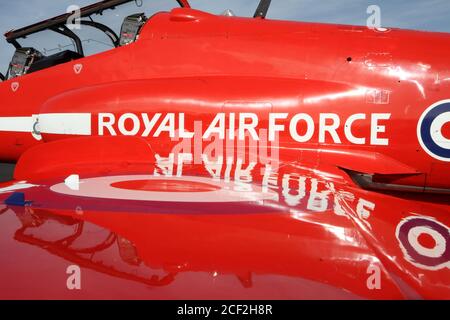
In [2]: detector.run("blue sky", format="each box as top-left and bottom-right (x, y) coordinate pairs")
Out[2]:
(1, 0), (450, 75)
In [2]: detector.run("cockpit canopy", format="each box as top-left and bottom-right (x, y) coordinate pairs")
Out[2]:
(1, 0), (273, 80)
(2, 0), (190, 79)
(7, 47), (84, 80)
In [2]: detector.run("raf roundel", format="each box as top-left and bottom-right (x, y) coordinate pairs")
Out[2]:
(417, 100), (450, 162)
(396, 216), (449, 270)
(50, 175), (278, 203)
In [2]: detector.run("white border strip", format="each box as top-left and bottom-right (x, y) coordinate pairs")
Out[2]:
(0, 113), (92, 135)
(39, 113), (92, 135)
(0, 117), (33, 132)
(51, 175), (279, 203)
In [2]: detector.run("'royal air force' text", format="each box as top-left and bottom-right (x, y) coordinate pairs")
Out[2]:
(97, 112), (391, 146)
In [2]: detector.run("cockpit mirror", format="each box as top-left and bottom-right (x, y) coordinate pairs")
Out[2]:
(7, 47), (43, 79)
(119, 13), (147, 46)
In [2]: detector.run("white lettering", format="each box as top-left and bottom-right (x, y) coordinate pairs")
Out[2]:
(203, 113), (225, 140)
(269, 113), (288, 142)
(142, 113), (161, 137)
(118, 113), (140, 136)
(357, 198), (375, 220)
(98, 113), (116, 135)
(154, 113), (175, 137)
(179, 113), (194, 138)
(345, 113), (366, 144)
(319, 113), (341, 143)
(371, 113), (391, 145)
(289, 113), (314, 142)
(239, 113), (259, 141)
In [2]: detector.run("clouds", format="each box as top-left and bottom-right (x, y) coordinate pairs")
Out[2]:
(1, 0), (449, 75)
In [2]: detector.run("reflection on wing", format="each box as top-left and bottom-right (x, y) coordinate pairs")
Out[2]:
(11, 207), (176, 288)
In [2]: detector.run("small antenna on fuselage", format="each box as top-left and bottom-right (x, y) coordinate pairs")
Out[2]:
(253, 0), (272, 19)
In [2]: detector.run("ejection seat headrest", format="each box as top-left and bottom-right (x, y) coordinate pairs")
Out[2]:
(7, 47), (43, 79)
(119, 13), (147, 46)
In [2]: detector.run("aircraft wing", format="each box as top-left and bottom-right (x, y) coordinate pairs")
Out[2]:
(0, 136), (448, 299)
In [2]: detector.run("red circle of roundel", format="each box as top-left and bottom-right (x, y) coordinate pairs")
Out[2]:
(111, 179), (221, 193)
(417, 232), (437, 250)
(442, 121), (450, 140)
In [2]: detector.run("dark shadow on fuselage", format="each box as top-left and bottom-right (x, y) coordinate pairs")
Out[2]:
(0, 162), (15, 182)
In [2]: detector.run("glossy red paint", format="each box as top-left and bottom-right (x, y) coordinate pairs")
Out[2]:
(0, 7), (449, 191)
(14, 136), (156, 181)
(0, 160), (449, 299)
(112, 179), (222, 192)
(0, 1), (449, 300)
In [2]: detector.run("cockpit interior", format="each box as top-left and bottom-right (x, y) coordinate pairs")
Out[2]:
(1, 0), (189, 80)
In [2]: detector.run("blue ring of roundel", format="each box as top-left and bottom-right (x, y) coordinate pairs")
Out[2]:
(420, 102), (450, 159)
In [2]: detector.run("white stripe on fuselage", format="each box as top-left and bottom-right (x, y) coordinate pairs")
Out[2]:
(0, 113), (92, 135)
(39, 113), (91, 135)
(0, 117), (34, 132)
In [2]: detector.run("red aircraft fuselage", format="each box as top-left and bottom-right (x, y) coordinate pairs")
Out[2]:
(0, 7), (449, 193)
